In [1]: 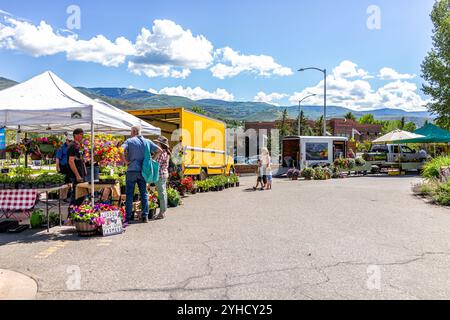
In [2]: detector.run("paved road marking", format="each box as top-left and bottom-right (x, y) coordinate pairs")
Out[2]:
(97, 239), (113, 247)
(34, 242), (68, 259)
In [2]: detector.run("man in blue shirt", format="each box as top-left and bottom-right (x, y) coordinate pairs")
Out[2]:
(122, 126), (161, 223)
(56, 135), (72, 200)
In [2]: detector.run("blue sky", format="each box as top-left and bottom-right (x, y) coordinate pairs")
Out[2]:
(0, 0), (437, 110)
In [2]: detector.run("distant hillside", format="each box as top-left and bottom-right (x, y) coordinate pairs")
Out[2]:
(0, 77), (17, 90)
(0, 76), (432, 125)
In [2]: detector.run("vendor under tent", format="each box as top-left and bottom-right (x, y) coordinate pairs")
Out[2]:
(390, 123), (450, 144)
(373, 129), (426, 174)
(0, 71), (161, 206)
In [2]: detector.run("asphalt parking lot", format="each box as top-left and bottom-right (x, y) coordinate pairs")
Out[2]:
(1, 175), (450, 300)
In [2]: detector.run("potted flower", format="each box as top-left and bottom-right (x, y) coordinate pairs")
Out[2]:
(180, 177), (195, 194)
(301, 168), (315, 181)
(287, 168), (301, 180)
(71, 204), (125, 237)
(148, 192), (159, 217)
(167, 187), (181, 208)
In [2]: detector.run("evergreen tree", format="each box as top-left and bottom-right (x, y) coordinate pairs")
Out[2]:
(276, 109), (292, 139)
(344, 112), (356, 121)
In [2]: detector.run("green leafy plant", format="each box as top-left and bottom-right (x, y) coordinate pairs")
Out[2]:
(355, 157), (366, 167)
(167, 187), (181, 207)
(347, 159), (356, 170)
(313, 167), (327, 180)
(30, 209), (45, 229)
(301, 167), (315, 180)
(422, 156), (450, 179)
(433, 181), (450, 206)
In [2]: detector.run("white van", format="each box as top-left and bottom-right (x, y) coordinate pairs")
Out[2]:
(282, 136), (349, 171)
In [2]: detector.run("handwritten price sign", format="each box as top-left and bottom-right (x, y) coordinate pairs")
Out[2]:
(101, 211), (123, 237)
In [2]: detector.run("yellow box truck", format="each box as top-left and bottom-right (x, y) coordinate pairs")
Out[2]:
(128, 108), (234, 179)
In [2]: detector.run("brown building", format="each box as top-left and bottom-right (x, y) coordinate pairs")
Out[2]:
(328, 119), (382, 141)
(245, 118), (382, 142)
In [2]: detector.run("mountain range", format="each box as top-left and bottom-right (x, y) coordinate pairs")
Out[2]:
(0, 76), (432, 125)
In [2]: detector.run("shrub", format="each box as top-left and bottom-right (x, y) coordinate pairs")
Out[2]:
(422, 156), (450, 179)
(433, 181), (450, 206)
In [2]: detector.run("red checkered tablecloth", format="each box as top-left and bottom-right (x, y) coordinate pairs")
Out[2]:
(0, 190), (38, 211)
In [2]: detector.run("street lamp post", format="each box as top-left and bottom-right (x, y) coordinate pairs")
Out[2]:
(298, 67), (327, 136)
(298, 94), (316, 136)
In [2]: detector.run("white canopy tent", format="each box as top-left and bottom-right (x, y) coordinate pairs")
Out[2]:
(0, 71), (161, 205)
(0, 71), (160, 135)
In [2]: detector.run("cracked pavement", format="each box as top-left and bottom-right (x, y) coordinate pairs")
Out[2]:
(1, 175), (450, 300)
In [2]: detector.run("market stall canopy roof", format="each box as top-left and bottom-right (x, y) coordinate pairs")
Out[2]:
(0, 71), (161, 136)
(372, 129), (425, 143)
(393, 123), (450, 144)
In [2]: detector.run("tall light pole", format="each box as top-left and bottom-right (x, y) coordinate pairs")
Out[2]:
(298, 94), (316, 136)
(298, 67), (327, 136)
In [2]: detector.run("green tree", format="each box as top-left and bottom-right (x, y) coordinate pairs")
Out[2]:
(344, 112), (356, 121)
(359, 114), (377, 125)
(313, 116), (331, 136)
(400, 117), (406, 130)
(192, 106), (206, 115)
(382, 120), (402, 134)
(421, 0), (450, 129)
(295, 110), (313, 136)
(403, 122), (417, 132)
(276, 109), (292, 139)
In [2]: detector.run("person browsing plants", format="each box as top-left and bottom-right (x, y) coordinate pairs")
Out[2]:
(56, 134), (73, 201)
(68, 128), (87, 206)
(121, 126), (162, 224)
(152, 136), (171, 221)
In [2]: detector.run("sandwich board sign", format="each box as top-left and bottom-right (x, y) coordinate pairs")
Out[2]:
(100, 211), (123, 237)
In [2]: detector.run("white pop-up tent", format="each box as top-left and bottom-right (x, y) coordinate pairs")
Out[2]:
(0, 71), (160, 135)
(0, 71), (161, 205)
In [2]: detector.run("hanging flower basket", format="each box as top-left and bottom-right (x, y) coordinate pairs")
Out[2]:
(30, 152), (43, 160)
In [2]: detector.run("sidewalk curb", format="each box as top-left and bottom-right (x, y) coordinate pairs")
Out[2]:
(0, 269), (38, 300)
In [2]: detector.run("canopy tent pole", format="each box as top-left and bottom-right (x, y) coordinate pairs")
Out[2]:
(90, 105), (95, 207)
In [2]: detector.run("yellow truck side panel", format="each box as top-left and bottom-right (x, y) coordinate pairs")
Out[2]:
(128, 108), (234, 176)
(181, 109), (227, 173)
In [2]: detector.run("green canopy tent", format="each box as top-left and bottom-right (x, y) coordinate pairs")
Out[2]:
(393, 124), (450, 144)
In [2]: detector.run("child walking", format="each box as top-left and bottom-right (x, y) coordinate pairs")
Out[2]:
(253, 159), (266, 191)
(266, 166), (273, 190)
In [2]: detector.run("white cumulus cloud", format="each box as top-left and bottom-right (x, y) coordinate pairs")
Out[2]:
(0, 17), (134, 67)
(211, 47), (293, 79)
(332, 60), (371, 79)
(254, 92), (288, 106)
(378, 67), (416, 80)
(0, 14), (293, 81)
(129, 19), (214, 78)
(149, 86), (234, 101)
(289, 61), (427, 112)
